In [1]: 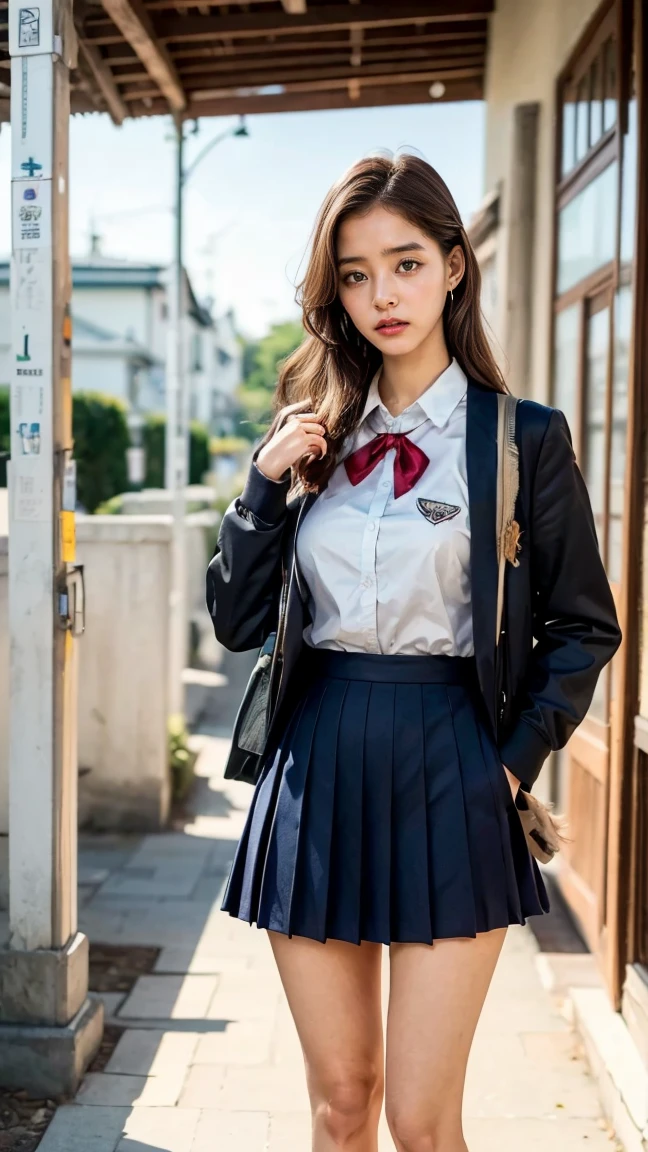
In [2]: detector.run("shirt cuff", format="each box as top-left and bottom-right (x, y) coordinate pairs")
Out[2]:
(239, 459), (291, 524)
(497, 718), (552, 793)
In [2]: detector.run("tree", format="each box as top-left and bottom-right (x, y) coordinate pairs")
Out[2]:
(236, 320), (304, 439)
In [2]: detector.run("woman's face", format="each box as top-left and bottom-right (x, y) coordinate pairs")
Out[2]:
(336, 205), (464, 356)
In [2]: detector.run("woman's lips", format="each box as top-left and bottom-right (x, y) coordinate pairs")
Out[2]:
(375, 322), (409, 336)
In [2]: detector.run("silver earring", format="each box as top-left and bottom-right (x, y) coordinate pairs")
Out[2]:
(449, 287), (454, 303)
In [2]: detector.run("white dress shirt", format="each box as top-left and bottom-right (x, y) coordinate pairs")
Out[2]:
(296, 357), (474, 657)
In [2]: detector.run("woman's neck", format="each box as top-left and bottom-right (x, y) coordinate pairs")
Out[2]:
(378, 329), (451, 418)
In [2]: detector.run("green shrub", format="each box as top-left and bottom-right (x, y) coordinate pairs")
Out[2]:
(143, 413), (210, 488)
(0, 388), (130, 509)
(143, 413), (166, 488)
(189, 420), (209, 485)
(168, 713), (198, 802)
(73, 392), (130, 513)
(94, 493), (124, 516)
(209, 435), (250, 456)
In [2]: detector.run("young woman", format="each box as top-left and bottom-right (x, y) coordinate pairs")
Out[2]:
(206, 152), (621, 1152)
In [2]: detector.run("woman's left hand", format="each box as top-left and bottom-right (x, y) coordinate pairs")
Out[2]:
(502, 763), (521, 801)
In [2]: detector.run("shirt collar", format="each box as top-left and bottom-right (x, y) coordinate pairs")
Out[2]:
(360, 357), (468, 430)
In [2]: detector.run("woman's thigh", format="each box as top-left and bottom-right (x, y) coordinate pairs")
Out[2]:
(268, 930), (384, 1102)
(385, 928), (507, 1142)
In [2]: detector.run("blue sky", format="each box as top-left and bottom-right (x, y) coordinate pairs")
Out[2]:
(0, 101), (485, 338)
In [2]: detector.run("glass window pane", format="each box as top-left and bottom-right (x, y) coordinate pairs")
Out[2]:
(576, 74), (590, 162)
(603, 37), (617, 131)
(557, 161), (618, 293)
(553, 305), (580, 435)
(590, 56), (603, 148)
(621, 71), (637, 267)
(561, 90), (576, 176)
(608, 286), (631, 584)
(584, 306), (609, 554)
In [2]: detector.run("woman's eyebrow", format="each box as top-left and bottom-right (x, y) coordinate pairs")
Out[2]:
(337, 241), (426, 268)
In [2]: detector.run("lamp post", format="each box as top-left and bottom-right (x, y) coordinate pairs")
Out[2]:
(165, 115), (248, 716)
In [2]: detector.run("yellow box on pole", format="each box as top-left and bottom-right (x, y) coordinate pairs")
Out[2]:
(60, 510), (75, 563)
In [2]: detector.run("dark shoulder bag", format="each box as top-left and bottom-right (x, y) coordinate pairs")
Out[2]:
(222, 547), (291, 785)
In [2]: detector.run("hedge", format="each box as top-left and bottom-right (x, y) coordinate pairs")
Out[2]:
(0, 390), (210, 507)
(143, 413), (210, 488)
(72, 392), (130, 513)
(0, 386), (130, 513)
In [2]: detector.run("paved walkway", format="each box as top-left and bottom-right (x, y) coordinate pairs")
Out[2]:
(38, 650), (620, 1152)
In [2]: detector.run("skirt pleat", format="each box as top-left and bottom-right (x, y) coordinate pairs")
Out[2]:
(289, 678), (348, 941)
(256, 678), (328, 934)
(390, 684), (433, 943)
(421, 683), (478, 939)
(360, 682), (395, 944)
(220, 649), (550, 944)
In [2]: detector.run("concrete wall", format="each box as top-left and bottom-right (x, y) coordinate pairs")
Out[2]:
(0, 537), (8, 909)
(76, 515), (172, 832)
(483, 0), (600, 403)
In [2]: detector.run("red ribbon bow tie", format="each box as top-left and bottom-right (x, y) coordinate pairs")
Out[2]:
(344, 433), (429, 499)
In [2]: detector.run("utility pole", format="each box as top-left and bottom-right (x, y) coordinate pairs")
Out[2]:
(0, 0), (102, 1094)
(165, 118), (187, 716)
(165, 115), (248, 718)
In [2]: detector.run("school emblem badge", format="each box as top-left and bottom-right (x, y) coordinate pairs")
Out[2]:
(416, 498), (461, 525)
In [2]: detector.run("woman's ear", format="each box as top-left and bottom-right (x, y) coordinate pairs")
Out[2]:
(447, 244), (466, 292)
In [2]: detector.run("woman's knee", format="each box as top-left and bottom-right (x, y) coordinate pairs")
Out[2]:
(386, 1107), (462, 1152)
(313, 1065), (383, 1145)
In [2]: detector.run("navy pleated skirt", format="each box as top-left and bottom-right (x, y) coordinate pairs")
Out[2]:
(221, 646), (550, 945)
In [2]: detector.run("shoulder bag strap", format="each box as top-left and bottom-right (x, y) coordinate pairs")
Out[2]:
(495, 393), (521, 648)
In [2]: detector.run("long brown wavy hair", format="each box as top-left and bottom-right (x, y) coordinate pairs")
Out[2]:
(260, 151), (506, 493)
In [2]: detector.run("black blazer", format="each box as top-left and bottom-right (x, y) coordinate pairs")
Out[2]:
(206, 379), (622, 792)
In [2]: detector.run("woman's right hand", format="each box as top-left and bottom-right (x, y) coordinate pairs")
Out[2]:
(256, 409), (328, 481)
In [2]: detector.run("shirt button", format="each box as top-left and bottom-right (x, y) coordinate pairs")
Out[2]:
(382, 482), (390, 489)
(368, 520), (376, 530)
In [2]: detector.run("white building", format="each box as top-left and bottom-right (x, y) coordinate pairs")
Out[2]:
(0, 257), (243, 433)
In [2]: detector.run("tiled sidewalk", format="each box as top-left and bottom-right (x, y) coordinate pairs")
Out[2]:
(37, 664), (620, 1151)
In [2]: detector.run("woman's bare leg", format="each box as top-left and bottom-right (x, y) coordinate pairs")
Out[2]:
(268, 930), (384, 1150)
(385, 928), (507, 1152)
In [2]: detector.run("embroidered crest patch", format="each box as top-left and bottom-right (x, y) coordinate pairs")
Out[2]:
(416, 498), (461, 525)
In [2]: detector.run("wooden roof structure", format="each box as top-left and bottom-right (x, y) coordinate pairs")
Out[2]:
(0, 0), (493, 122)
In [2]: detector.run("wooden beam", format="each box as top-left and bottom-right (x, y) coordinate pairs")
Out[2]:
(126, 73), (482, 117)
(123, 62), (482, 101)
(282, 0), (307, 12)
(110, 41), (481, 83)
(78, 38), (129, 123)
(83, 26), (489, 57)
(99, 0), (186, 110)
(141, 0), (492, 15)
(165, 51), (486, 89)
(133, 3), (493, 45)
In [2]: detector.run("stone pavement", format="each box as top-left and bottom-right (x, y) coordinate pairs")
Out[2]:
(37, 651), (622, 1152)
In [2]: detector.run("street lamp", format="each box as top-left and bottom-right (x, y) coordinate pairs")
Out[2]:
(166, 114), (248, 717)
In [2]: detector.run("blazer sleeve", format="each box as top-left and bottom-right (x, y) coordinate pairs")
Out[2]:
(498, 408), (623, 791)
(206, 459), (293, 652)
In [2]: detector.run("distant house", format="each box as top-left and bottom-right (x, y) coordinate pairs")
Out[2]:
(0, 257), (243, 434)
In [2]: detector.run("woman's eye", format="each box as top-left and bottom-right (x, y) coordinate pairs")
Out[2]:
(342, 259), (420, 285)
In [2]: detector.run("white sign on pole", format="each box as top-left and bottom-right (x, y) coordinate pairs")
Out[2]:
(13, 247), (48, 312)
(12, 178), (52, 248)
(10, 457), (49, 521)
(9, 4), (54, 56)
(10, 55), (53, 179)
